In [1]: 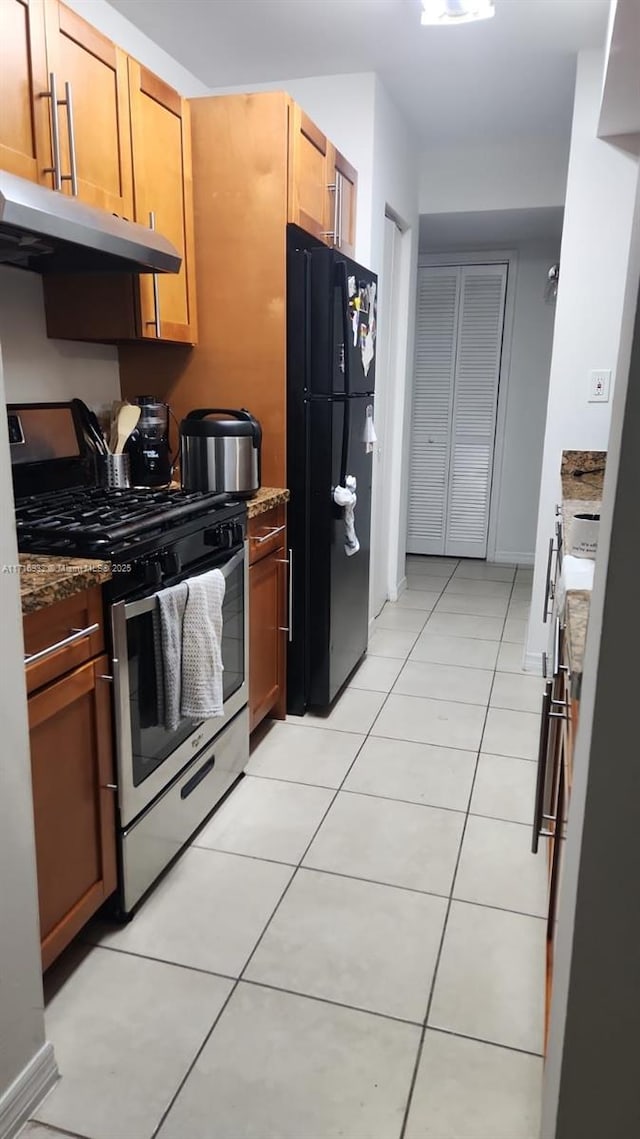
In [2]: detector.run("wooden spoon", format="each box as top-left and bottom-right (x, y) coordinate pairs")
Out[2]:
(109, 399), (125, 453)
(113, 403), (141, 454)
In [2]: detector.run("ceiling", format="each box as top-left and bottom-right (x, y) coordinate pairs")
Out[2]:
(108, 0), (609, 146)
(419, 206), (565, 250)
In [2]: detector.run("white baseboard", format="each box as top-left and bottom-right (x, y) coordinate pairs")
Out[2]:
(493, 551), (535, 567)
(388, 576), (407, 603)
(0, 1042), (58, 1139)
(523, 649), (544, 675)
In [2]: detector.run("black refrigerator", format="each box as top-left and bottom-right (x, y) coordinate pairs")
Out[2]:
(287, 224), (377, 715)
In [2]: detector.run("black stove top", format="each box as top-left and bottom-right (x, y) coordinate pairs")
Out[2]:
(15, 484), (240, 557)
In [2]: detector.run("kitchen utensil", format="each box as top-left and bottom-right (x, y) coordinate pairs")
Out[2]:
(124, 396), (174, 487)
(114, 403), (141, 455)
(109, 399), (126, 453)
(87, 406), (109, 454)
(71, 398), (108, 457)
(180, 408), (262, 497)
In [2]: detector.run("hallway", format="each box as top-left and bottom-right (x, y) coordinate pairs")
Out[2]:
(26, 554), (545, 1139)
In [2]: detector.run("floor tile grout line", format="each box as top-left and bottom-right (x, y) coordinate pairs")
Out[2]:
(149, 976), (241, 1139)
(399, 638), (497, 1139)
(145, 728), (377, 1139)
(239, 976), (424, 1029)
(239, 766), (545, 826)
(80, 938), (239, 983)
(235, 722), (375, 984)
(426, 1023), (544, 1060)
(145, 746), (364, 1139)
(189, 840), (297, 868)
(28, 1122), (92, 1139)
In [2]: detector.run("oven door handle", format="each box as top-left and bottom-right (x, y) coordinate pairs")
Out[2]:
(122, 547), (246, 619)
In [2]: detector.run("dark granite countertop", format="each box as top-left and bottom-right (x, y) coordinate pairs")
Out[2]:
(19, 555), (111, 615)
(247, 487), (289, 519)
(561, 449), (606, 501)
(560, 451), (606, 697)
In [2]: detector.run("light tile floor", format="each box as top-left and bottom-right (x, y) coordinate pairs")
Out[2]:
(25, 556), (545, 1139)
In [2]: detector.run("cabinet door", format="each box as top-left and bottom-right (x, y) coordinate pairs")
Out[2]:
(28, 654), (117, 970)
(288, 103), (330, 243)
(44, 0), (133, 215)
(0, 0), (52, 182)
(128, 59), (197, 343)
(249, 547), (287, 732)
(329, 145), (357, 258)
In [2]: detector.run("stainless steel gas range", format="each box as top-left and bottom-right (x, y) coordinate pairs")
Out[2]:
(10, 401), (249, 916)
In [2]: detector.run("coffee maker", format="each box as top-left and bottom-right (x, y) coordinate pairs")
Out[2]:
(124, 396), (173, 487)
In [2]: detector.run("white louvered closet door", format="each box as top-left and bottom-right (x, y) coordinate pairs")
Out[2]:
(407, 267), (460, 554)
(407, 263), (507, 558)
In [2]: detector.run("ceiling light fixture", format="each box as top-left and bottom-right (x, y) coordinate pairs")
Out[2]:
(421, 1), (495, 26)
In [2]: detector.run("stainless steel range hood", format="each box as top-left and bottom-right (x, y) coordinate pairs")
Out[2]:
(0, 171), (181, 275)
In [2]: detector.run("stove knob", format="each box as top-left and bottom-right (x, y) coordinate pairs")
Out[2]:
(144, 559), (163, 586)
(162, 550), (182, 577)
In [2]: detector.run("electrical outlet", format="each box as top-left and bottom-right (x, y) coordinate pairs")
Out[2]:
(589, 369), (611, 403)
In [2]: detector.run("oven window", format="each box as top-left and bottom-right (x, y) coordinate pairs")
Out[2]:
(126, 560), (245, 788)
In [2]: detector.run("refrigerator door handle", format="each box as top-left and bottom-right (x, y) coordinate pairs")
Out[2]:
(335, 259), (352, 485)
(336, 259), (352, 398)
(304, 251), (312, 395)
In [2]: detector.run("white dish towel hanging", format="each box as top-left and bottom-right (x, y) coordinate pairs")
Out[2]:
(181, 568), (226, 719)
(333, 475), (360, 556)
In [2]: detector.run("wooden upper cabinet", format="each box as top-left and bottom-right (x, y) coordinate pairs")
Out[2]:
(43, 0), (133, 215)
(288, 103), (331, 242)
(128, 59), (197, 343)
(43, 54), (197, 345)
(0, 0), (52, 183)
(330, 145), (357, 258)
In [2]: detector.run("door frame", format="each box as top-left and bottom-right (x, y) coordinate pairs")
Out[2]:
(416, 249), (518, 563)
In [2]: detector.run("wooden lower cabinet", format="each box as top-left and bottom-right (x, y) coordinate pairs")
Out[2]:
(248, 505), (288, 732)
(28, 650), (116, 970)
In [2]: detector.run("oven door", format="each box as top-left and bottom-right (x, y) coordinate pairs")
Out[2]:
(111, 543), (248, 827)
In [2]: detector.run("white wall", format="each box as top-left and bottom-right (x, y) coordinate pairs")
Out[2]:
(64, 0), (210, 95)
(542, 169), (640, 1139)
(493, 241), (560, 563)
(370, 79), (419, 598)
(527, 48), (640, 665)
(0, 346), (57, 1132)
(419, 135), (570, 216)
(0, 269), (120, 414)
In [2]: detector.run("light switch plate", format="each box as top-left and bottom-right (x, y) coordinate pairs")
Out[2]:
(589, 369), (611, 402)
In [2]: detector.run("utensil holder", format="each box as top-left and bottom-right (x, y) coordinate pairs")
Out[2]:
(100, 453), (131, 489)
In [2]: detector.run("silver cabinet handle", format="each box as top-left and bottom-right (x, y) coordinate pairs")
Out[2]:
(275, 548), (293, 641)
(253, 524), (286, 545)
(532, 681), (553, 854)
(552, 615), (561, 677)
(42, 72), (62, 190)
(337, 170), (343, 249)
(542, 536), (556, 623)
(24, 622), (100, 666)
(287, 547), (293, 642)
(323, 180), (337, 243)
(63, 81), (78, 196)
(145, 211), (161, 337)
(542, 651), (548, 679)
